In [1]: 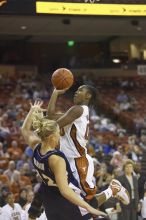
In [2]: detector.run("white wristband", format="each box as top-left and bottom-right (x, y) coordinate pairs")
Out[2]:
(103, 187), (113, 200)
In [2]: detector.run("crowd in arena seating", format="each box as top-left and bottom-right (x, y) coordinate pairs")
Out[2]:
(0, 71), (146, 220)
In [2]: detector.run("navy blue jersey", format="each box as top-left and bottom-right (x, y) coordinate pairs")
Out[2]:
(33, 144), (80, 189)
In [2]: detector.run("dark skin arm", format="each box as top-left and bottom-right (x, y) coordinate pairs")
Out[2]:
(56, 105), (83, 128)
(47, 88), (83, 128)
(47, 88), (66, 120)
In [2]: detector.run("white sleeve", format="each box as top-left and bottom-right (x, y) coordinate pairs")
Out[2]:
(141, 198), (146, 218)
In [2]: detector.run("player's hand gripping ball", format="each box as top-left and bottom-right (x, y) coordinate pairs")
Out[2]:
(51, 68), (74, 90)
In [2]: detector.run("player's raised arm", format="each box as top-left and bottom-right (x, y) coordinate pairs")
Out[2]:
(21, 101), (42, 149)
(47, 88), (67, 120)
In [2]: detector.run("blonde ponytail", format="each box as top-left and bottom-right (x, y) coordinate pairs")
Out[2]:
(32, 111), (59, 140)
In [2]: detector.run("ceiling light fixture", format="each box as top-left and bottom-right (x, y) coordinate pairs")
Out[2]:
(112, 58), (121, 63)
(21, 26), (27, 30)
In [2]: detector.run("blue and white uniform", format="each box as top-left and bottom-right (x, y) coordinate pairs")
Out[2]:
(32, 144), (91, 220)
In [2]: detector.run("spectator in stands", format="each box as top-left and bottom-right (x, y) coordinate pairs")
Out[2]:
(99, 118), (117, 133)
(93, 135), (104, 154)
(116, 90), (129, 104)
(0, 142), (5, 157)
(33, 87), (40, 100)
(134, 113), (145, 136)
(110, 151), (124, 170)
(134, 162), (141, 179)
(22, 89), (31, 100)
(25, 190), (34, 209)
(120, 79), (129, 89)
(40, 88), (50, 100)
(20, 162), (33, 177)
(113, 102), (121, 116)
(0, 108), (3, 119)
(24, 145), (33, 158)
(119, 99), (133, 111)
(0, 114), (10, 141)
(16, 108), (26, 126)
(4, 160), (20, 182)
(139, 134), (146, 152)
(7, 107), (17, 121)
(23, 190), (35, 214)
(17, 188), (27, 208)
(127, 136), (142, 162)
(140, 182), (146, 220)
(0, 192), (24, 219)
(10, 121), (20, 136)
(19, 166), (32, 189)
(116, 124), (126, 138)
(96, 163), (112, 191)
(7, 140), (23, 160)
(23, 190), (45, 220)
(106, 119), (117, 132)
(16, 153), (28, 171)
(138, 170), (146, 201)
(0, 186), (10, 207)
(112, 167), (123, 179)
(116, 159), (139, 220)
(0, 173), (10, 188)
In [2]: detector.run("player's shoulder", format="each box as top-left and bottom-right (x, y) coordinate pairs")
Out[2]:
(70, 105), (83, 111)
(49, 153), (66, 172)
(49, 153), (65, 164)
(67, 105), (83, 117)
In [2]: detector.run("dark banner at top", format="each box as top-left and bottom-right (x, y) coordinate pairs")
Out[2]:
(0, 0), (35, 15)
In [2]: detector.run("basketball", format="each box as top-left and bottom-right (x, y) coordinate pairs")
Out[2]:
(51, 68), (74, 90)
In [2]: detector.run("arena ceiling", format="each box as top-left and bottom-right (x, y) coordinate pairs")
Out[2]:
(0, 15), (146, 42)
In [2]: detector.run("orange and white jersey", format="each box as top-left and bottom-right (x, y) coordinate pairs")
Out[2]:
(60, 105), (89, 158)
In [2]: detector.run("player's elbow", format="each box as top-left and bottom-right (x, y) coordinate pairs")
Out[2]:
(21, 127), (27, 140)
(47, 106), (55, 115)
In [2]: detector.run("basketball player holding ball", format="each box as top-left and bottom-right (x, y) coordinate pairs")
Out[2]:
(47, 68), (130, 209)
